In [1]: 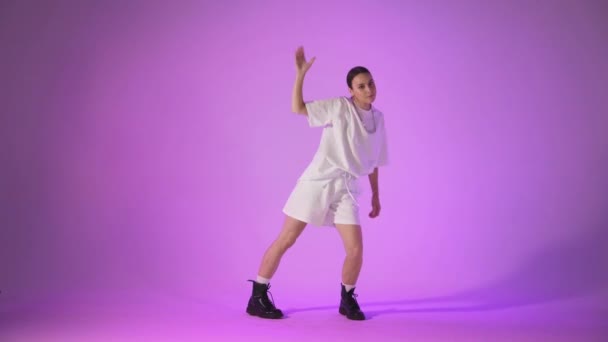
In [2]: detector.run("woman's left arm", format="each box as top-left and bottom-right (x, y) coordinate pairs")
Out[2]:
(368, 168), (381, 218)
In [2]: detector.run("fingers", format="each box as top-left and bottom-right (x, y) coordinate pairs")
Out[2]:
(368, 206), (381, 218)
(295, 46), (305, 59)
(295, 47), (314, 63)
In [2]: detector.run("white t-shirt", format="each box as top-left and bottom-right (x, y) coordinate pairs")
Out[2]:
(355, 105), (376, 132)
(299, 96), (388, 180)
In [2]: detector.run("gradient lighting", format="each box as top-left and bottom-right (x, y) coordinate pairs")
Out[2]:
(1, 1), (607, 341)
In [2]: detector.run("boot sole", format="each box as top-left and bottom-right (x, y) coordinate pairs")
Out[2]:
(246, 306), (283, 319)
(339, 306), (365, 320)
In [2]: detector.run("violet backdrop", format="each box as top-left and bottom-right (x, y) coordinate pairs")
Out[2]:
(2, 0), (607, 317)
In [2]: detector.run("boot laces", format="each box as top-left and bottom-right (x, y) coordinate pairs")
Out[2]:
(347, 292), (361, 311)
(261, 284), (277, 309)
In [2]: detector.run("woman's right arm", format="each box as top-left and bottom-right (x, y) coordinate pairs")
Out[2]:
(291, 46), (315, 115)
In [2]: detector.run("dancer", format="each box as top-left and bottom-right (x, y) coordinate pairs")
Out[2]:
(246, 46), (388, 321)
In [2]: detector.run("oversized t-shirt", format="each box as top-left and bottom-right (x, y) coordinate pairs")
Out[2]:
(299, 96), (388, 180)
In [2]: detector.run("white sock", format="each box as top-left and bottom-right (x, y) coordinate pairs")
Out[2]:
(343, 283), (356, 292)
(256, 275), (270, 284)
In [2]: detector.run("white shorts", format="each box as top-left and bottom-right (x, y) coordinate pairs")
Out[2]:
(282, 174), (361, 227)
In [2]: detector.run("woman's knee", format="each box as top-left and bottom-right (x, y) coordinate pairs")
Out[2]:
(275, 232), (299, 252)
(346, 244), (363, 259)
(274, 216), (306, 252)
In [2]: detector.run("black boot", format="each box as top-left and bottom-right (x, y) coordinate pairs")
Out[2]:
(246, 280), (284, 319)
(339, 284), (366, 320)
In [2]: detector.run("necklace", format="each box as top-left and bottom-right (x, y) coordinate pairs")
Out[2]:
(351, 97), (376, 133)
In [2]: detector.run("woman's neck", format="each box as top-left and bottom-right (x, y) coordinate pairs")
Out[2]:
(352, 97), (371, 111)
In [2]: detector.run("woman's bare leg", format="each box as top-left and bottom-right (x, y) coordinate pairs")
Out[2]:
(257, 215), (307, 279)
(335, 223), (365, 320)
(335, 224), (363, 285)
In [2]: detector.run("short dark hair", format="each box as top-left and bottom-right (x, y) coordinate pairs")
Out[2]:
(346, 66), (371, 89)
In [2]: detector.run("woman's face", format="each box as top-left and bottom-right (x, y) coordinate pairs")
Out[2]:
(349, 73), (376, 108)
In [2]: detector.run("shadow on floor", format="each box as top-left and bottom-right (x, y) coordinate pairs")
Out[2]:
(285, 222), (608, 319)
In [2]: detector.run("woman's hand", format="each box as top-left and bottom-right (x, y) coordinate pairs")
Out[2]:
(369, 194), (381, 218)
(295, 46), (316, 75)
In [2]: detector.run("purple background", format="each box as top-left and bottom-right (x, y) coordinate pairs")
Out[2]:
(1, 0), (607, 340)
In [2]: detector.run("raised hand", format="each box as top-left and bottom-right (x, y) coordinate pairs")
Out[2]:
(295, 46), (316, 75)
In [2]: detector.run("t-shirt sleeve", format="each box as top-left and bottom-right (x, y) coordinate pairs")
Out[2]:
(304, 98), (340, 127)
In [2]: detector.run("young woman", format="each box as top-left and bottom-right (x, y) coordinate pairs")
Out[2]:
(246, 46), (388, 321)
